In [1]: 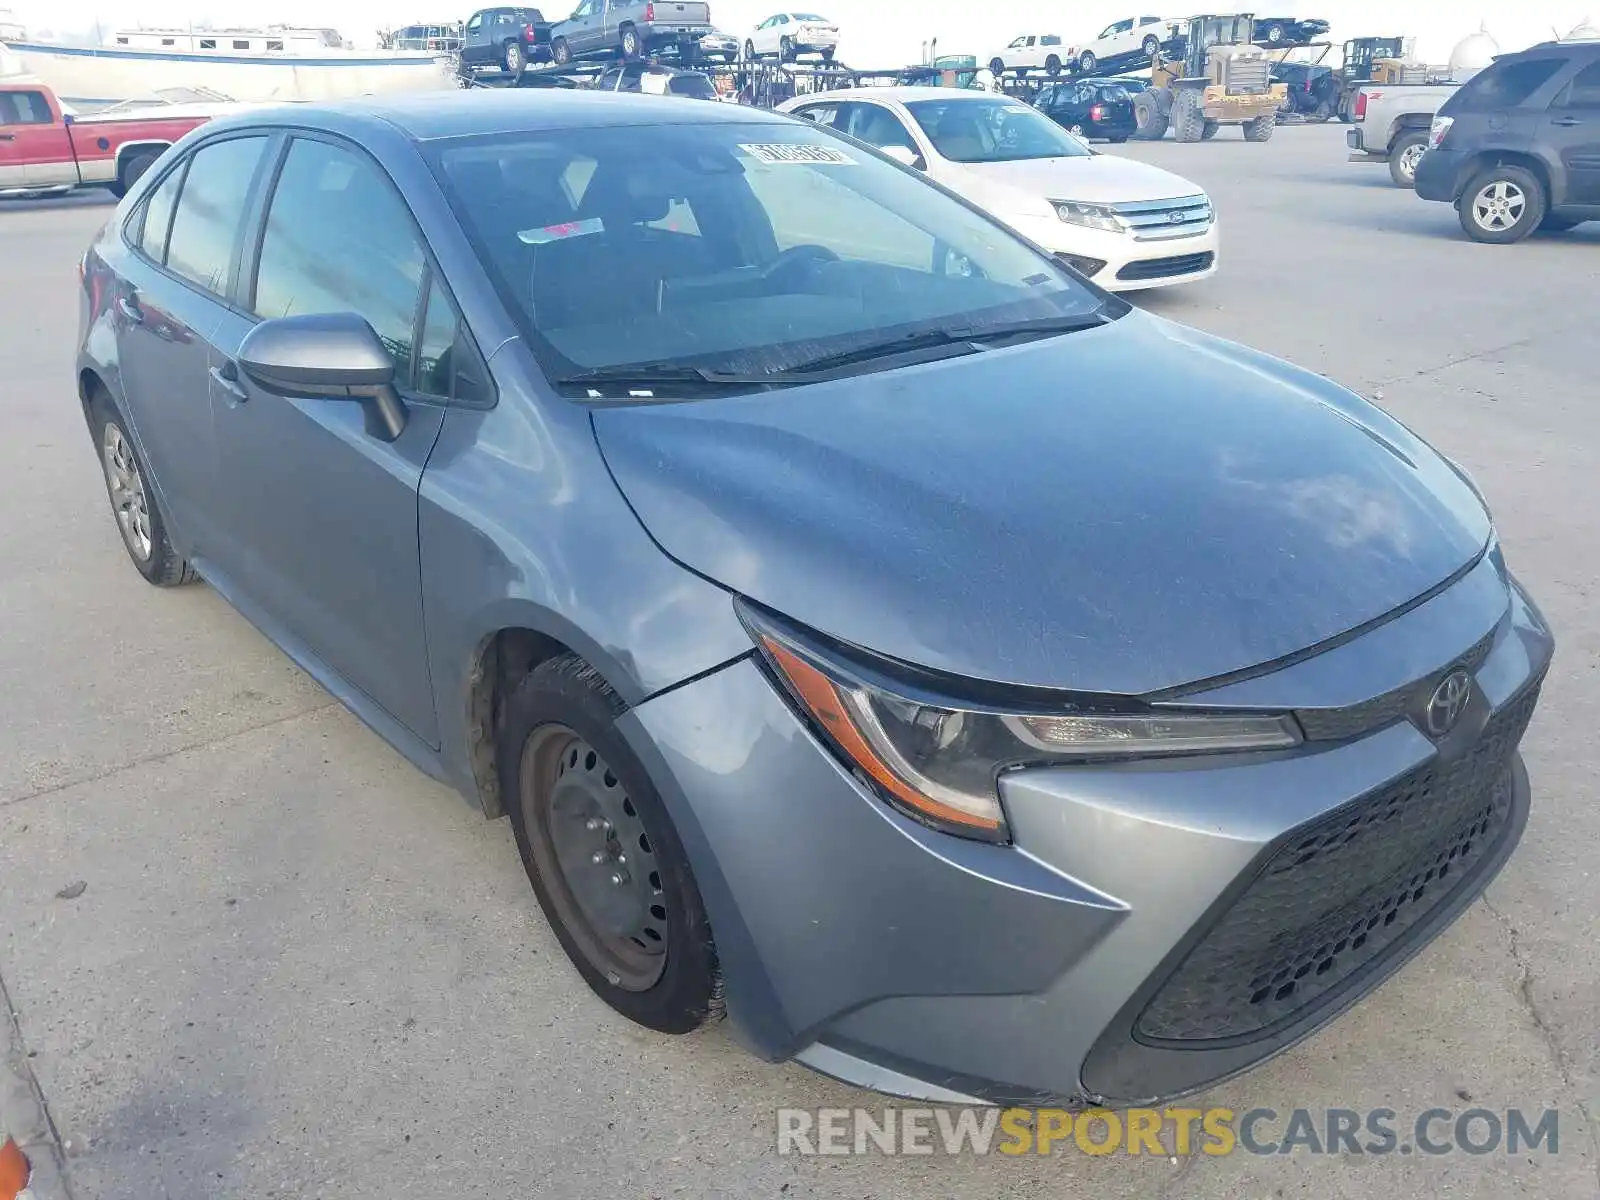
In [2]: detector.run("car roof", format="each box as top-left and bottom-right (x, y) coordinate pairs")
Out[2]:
(204, 88), (788, 142)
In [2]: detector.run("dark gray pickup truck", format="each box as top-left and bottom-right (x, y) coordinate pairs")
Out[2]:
(550, 0), (713, 63)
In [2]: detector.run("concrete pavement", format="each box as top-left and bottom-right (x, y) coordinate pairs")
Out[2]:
(0, 126), (1596, 1198)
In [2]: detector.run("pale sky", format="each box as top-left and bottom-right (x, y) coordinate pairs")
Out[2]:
(9, 0), (1597, 65)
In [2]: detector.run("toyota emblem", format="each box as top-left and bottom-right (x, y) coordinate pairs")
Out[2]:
(1424, 670), (1472, 737)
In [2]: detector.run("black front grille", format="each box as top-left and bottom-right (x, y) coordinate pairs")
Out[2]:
(1115, 252), (1214, 281)
(1296, 628), (1498, 742)
(1136, 678), (1543, 1044)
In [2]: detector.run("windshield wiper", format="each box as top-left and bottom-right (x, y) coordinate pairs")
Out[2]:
(780, 311), (1111, 375)
(556, 362), (799, 397)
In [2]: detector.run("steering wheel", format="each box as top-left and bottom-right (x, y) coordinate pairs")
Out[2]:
(760, 243), (840, 286)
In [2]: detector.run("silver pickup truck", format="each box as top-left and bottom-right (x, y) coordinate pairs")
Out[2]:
(1346, 82), (1460, 187)
(550, 0), (713, 63)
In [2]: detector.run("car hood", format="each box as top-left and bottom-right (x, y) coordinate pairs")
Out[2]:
(949, 154), (1203, 207)
(591, 313), (1492, 695)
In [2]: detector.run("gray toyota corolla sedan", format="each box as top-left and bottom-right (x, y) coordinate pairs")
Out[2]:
(76, 90), (1553, 1106)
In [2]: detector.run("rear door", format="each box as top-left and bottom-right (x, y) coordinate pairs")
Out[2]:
(1548, 59), (1600, 204)
(206, 133), (460, 745)
(113, 135), (274, 557)
(0, 88), (75, 188)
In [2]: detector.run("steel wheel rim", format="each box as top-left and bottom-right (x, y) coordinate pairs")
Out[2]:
(101, 423), (152, 562)
(1398, 142), (1425, 180)
(1071, 123), (1085, 135)
(1471, 180), (1525, 231)
(522, 726), (668, 991)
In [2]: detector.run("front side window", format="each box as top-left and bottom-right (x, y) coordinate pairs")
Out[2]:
(1451, 58), (1565, 111)
(907, 97), (1091, 163)
(0, 90), (52, 125)
(843, 103), (919, 155)
(430, 121), (1103, 382)
(164, 136), (269, 296)
(252, 137), (430, 387)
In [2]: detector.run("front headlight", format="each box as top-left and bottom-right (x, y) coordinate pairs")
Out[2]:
(744, 607), (1302, 843)
(1053, 200), (1124, 233)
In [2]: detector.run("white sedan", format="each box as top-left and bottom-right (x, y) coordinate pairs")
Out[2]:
(777, 87), (1218, 291)
(744, 12), (839, 61)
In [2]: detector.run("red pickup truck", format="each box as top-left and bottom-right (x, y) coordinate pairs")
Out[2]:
(0, 80), (225, 199)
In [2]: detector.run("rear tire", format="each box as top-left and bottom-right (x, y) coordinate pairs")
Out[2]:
(1077, 50), (1097, 73)
(504, 40), (525, 75)
(1458, 165), (1545, 244)
(620, 23), (642, 59)
(1171, 87), (1203, 142)
(90, 393), (197, 587)
(1262, 21), (1287, 44)
(779, 34), (794, 61)
(502, 655), (722, 1034)
(113, 150), (160, 199)
(551, 35), (571, 64)
(1388, 131), (1428, 187)
(1141, 34), (1160, 58)
(820, 46), (834, 62)
(988, 56), (1004, 76)
(1045, 53), (1061, 74)
(1200, 119), (1219, 140)
(1243, 112), (1275, 142)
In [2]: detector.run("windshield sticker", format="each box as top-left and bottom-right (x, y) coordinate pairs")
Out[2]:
(517, 217), (605, 245)
(738, 143), (857, 165)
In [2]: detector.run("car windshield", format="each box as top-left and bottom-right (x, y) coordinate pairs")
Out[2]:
(906, 98), (1092, 163)
(429, 121), (1106, 385)
(791, 13), (828, 21)
(1098, 85), (1130, 101)
(666, 74), (718, 98)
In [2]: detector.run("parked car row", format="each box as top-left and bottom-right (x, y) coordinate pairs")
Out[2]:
(454, 1), (838, 76)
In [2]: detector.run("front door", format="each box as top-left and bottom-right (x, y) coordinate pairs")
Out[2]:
(1550, 59), (1600, 204)
(207, 133), (452, 745)
(0, 88), (74, 188)
(114, 134), (274, 558)
(564, 0), (601, 52)
(462, 12), (487, 64)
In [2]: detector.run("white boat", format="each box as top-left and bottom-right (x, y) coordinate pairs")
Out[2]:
(0, 24), (457, 107)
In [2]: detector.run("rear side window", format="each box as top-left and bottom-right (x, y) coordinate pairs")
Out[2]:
(1557, 60), (1600, 110)
(1451, 57), (1565, 112)
(137, 163), (185, 262)
(164, 136), (269, 296)
(251, 137), (444, 392)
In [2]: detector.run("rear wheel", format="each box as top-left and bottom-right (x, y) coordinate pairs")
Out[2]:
(1200, 119), (1219, 140)
(988, 56), (1005, 76)
(503, 655), (721, 1033)
(1458, 165), (1545, 244)
(1388, 131), (1428, 187)
(1141, 34), (1160, 57)
(1262, 21), (1287, 44)
(620, 23), (642, 59)
(820, 45), (834, 61)
(1077, 50), (1097, 73)
(779, 34), (794, 61)
(551, 35), (571, 64)
(113, 150), (160, 199)
(503, 40), (525, 75)
(1045, 53), (1061, 74)
(1243, 111), (1275, 142)
(91, 395), (196, 587)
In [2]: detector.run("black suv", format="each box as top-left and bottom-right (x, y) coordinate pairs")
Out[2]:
(1415, 41), (1600, 243)
(1272, 61), (1339, 120)
(460, 6), (554, 76)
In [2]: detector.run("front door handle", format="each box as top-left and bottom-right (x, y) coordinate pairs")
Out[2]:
(0, 133), (14, 142)
(1552, 116), (1583, 127)
(209, 362), (250, 403)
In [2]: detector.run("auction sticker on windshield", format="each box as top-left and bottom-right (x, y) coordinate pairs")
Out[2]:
(739, 143), (857, 165)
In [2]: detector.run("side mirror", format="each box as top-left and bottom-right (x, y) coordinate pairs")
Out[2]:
(882, 144), (926, 170)
(237, 312), (408, 442)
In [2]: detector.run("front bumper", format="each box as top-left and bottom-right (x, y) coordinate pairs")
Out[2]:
(624, 556), (1552, 1106)
(1003, 210), (1220, 291)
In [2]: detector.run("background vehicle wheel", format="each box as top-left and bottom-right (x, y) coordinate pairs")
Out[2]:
(502, 655), (721, 1034)
(1070, 122), (1086, 136)
(91, 395), (196, 587)
(115, 151), (160, 198)
(1201, 119), (1219, 140)
(779, 34), (794, 61)
(746, 39), (759, 62)
(1142, 34), (1160, 57)
(620, 24), (642, 59)
(988, 56), (1004, 76)
(1133, 90), (1168, 139)
(1262, 21), (1286, 44)
(1171, 88), (1203, 142)
(1388, 131), (1427, 187)
(820, 46), (834, 61)
(503, 40), (525, 75)
(1045, 53), (1061, 74)
(1458, 166), (1545, 244)
(551, 36), (571, 64)
(1077, 50), (1097, 73)
(1243, 112), (1275, 142)
(1309, 98), (1334, 122)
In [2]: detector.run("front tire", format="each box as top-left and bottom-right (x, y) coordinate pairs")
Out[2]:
(1458, 165), (1545, 244)
(1133, 89), (1169, 139)
(1142, 34), (1160, 58)
(503, 655), (721, 1034)
(1077, 50), (1097, 73)
(1243, 111), (1275, 142)
(1171, 87), (1203, 142)
(1263, 22), (1286, 44)
(1388, 131), (1428, 187)
(91, 394), (196, 587)
(1200, 118), (1219, 140)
